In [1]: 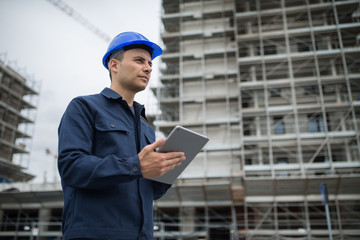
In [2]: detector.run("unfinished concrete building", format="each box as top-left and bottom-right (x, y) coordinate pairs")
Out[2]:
(0, 58), (38, 183)
(1, 0), (360, 239)
(152, 0), (360, 239)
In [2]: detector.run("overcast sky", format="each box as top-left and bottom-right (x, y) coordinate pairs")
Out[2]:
(0, 0), (162, 183)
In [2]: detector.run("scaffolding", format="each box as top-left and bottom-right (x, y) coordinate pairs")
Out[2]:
(0, 56), (39, 182)
(153, 0), (360, 239)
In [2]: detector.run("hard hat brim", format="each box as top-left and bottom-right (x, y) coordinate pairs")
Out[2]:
(102, 40), (162, 69)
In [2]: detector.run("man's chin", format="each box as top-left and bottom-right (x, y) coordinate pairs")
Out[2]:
(134, 85), (147, 93)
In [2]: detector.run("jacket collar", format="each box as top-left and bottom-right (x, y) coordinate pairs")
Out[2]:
(100, 88), (149, 121)
(101, 87), (122, 100)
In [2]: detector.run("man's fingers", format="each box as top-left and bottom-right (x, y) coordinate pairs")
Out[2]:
(163, 151), (185, 159)
(161, 159), (183, 174)
(163, 153), (186, 168)
(140, 145), (186, 178)
(146, 138), (165, 152)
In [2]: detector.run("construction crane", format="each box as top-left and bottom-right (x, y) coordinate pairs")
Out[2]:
(46, 0), (160, 117)
(46, 0), (112, 43)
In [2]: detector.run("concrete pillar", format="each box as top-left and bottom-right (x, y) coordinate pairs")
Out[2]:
(258, 147), (264, 165)
(256, 116), (261, 136)
(330, 59), (337, 76)
(344, 141), (351, 162)
(250, 65), (256, 81)
(248, 44), (255, 57)
(326, 36), (332, 50)
(38, 208), (51, 239)
(181, 207), (196, 239)
(254, 90), (258, 108)
(335, 84), (342, 104)
(0, 209), (3, 228)
(246, 22), (253, 34)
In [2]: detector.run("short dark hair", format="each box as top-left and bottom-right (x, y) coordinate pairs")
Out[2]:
(122, 44), (153, 57)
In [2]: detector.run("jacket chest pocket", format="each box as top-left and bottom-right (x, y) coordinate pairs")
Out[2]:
(94, 118), (135, 156)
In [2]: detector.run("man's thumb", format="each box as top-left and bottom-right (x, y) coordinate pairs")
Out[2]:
(150, 138), (165, 150)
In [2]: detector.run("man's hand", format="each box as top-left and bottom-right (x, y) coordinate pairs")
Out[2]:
(138, 138), (186, 179)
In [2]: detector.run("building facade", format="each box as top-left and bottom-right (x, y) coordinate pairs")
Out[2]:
(152, 0), (360, 239)
(0, 58), (43, 239)
(1, 0), (360, 239)
(0, 58), (39, 183)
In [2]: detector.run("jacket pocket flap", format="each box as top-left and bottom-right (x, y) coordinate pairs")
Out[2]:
(95, 118), (129, 132)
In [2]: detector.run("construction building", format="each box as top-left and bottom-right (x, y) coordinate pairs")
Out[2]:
(1, 0), (360, 239)
(152, 0), (360, 239)
(0, 58), (38, 183)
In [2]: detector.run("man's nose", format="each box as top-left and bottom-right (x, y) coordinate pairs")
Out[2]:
(143, 64), (152, 73)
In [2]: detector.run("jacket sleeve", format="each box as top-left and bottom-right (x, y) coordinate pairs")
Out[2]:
(58, 98), (142, 190)
(152, 181), (172, 200)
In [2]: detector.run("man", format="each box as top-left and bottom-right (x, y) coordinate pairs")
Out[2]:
(58, 32), (185, 240)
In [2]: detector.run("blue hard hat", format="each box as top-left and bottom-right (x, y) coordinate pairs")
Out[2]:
(102, 31), (162, 69)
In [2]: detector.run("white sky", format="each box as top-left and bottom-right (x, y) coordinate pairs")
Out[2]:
(0, 0), (163, 183)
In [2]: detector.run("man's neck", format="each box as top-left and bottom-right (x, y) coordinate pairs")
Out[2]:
(110, 86), (135, 106)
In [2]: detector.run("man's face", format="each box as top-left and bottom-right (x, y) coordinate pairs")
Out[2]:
(114, 48), (152, 93)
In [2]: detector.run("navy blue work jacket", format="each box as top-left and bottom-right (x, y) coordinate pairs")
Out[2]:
(58, 88), (171, 240)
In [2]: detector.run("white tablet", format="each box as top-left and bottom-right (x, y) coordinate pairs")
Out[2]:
(150, 126), (209, 184)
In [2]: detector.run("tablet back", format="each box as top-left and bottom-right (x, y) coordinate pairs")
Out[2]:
(150, 126), (209, 184)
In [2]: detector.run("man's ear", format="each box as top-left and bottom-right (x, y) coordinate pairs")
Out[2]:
(109, 59), (119, 72)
